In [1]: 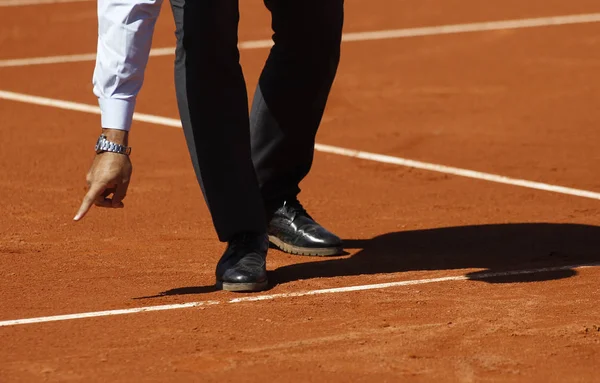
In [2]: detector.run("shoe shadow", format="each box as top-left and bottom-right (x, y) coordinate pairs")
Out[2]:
(270, 223), (600, 286)
(133, 285), (218, 300)
(134, 223), (600, 299)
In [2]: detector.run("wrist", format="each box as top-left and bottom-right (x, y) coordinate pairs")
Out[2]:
(102, 128), (129, 146)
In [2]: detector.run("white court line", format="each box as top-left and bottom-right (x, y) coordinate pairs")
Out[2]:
(0, 263), (597, 327)
(1, 13), (600, 67)
(2, 89), (600, 201)
(313, 144), (600, 200)
(0, 0), (92, 6)
(0, 90), (181, 128)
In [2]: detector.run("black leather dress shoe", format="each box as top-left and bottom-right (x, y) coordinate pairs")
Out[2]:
(215, 232), (269, 292)
(268, 200), (343, 256)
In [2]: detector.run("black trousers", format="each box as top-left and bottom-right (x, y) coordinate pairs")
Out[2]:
(169, 0), (344, 241)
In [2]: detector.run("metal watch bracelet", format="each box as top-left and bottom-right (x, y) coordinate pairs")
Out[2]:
(95, 134), (132, 156)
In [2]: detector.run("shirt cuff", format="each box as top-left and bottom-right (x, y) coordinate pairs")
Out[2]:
(98, 98), (136, 131)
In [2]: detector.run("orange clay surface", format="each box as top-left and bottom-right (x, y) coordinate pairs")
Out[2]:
(1, 0), (600, 381)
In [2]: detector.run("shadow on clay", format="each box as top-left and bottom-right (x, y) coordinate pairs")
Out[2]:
(133, 285), (218, 299)
(271, 222), (600, 286)
(135, 223), (600, 298)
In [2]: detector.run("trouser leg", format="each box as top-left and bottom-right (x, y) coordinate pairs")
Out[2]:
(170, 0), (266, 241)
(249, 0), (344, 215)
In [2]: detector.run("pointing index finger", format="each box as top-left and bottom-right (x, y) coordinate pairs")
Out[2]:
(73, 182), (105, 221)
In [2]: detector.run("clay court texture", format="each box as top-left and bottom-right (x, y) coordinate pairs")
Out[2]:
(1, 0), (600, 381)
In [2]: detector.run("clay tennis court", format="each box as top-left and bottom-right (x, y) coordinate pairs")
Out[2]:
(1, 0), (600, 381)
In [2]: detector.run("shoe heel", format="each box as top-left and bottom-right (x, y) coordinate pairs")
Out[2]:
(217, 280), (269, 292)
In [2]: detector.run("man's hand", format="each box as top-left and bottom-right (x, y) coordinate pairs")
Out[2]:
(74, 129), (132, 221)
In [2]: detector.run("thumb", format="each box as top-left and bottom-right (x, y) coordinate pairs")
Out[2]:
(111, 179), (130, 208)
(74, 182), (105, 221)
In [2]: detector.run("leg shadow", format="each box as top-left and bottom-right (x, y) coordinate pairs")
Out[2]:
(270, 223), (600, 286)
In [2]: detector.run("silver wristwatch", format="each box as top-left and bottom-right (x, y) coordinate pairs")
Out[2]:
(95, 134), (131, 155)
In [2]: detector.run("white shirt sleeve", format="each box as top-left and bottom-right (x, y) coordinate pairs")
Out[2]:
(93, 0), (163, 131)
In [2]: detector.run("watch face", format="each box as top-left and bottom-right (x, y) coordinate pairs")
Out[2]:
(95, 136), (105, 153)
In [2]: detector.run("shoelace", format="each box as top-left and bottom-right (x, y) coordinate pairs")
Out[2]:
(283, 200), (313, 221)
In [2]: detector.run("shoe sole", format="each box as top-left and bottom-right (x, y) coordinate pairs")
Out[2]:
(216, 280), (269, 292)
(269, 235), (344, 257)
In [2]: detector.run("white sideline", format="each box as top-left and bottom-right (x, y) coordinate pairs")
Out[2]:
(1, 89), (600, 201)
(313, 144), (600, 201)
(1, 13), (600, 67)
(0, 263), (596, 327)
(0, 0), (92, 6)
